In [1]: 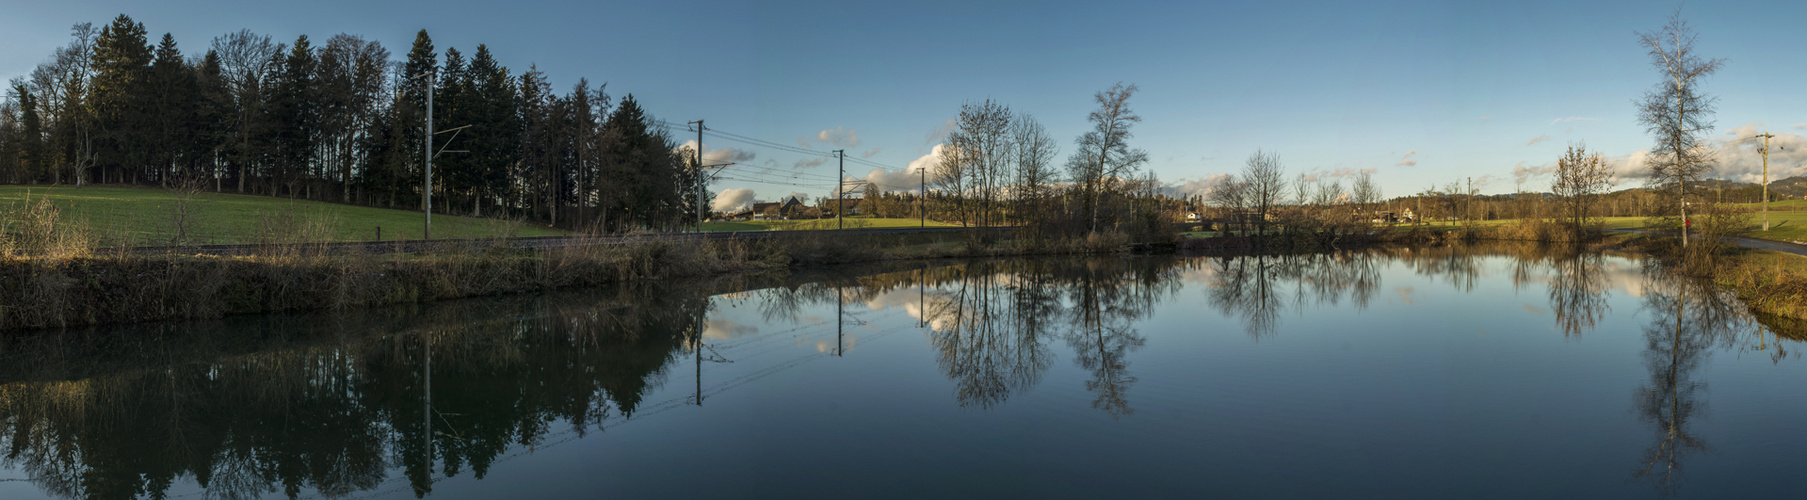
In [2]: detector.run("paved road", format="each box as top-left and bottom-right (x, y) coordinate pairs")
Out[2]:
(98, 226), (1006, 257)
(1605, 229), (1807, 258)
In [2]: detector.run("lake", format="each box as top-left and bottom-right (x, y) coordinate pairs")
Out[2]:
(2, 244), (1803, 499)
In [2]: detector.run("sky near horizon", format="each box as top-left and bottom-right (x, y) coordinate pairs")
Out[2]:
(5, 0), (1807, 206)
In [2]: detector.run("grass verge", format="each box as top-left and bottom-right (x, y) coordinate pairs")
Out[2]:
(0, 185), (566, 245)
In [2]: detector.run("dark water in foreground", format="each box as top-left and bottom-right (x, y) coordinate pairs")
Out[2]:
(2, 246), (1805, 499)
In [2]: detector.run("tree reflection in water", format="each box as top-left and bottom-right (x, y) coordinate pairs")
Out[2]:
(0, 283), (705, 500)
(1629, 262), (1751, 494)
(4, 246), (1804, 499)
(1205, 252), (1381, 339)
(911, 259), (1176, 415)
(1548, 249), (1612, 337)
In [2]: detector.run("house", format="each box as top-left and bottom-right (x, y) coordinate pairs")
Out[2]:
(819, 198), (866, 217)
(750, 197), (806, 220)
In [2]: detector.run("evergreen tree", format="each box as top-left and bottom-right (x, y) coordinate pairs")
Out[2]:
(148, 33), (198, 185)
(14, 85), (46, 183)
(466, 45), (519, 216)
(264, 35), (318, 197)
(598, 94), (681, 232)
(386, 29), (438, 209)
(516, 65), (556, 223)
(89, 14), (153, 184)
(193, 50), (230, 190)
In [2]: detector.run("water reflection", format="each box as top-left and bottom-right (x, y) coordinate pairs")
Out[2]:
(0, 285), (705, 500)
(1, 246), (1804, 499)
(1204, 253), (1381, 338)
(1548, 250), (1612, 337)
(1629, 261), (1756, 494)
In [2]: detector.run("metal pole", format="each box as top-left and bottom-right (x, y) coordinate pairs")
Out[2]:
(423, 334), (432, 471)
(836, 286), (844, 356)
(693, 120), (704, 232)
(836, 150), (845, 230)
(920, 167), (925, 227)
(423, 72), (434, 240)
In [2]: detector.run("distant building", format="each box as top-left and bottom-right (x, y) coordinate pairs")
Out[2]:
(819, 198), (866, 216)
(750, 198), (805, 220)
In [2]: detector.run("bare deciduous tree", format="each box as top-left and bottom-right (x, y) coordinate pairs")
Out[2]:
(1241, 149), (1285, 234)
(1066, 82), (1148, 233)
(930, 140), (970, 226)
(1636, 10), (1723, 246)
(211, 29), (280, 193)
(1553, 143), (1614, 235)
(1207, 174), (1249, 234)
(947, 99), (1012, 226)
(1351, 170), (1380, 221)
(1011, 114), (1058, 227)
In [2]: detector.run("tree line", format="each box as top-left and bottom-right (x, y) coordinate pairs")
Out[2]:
(925, 83), (1171, 241)
(0, 15), (703, 232)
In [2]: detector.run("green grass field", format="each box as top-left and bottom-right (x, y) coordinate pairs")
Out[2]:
(1177, 214), (1807, 244)
(699, 217), (957, 232)
(1598, 214), (1807, 243)
(0, 185), (566, 246)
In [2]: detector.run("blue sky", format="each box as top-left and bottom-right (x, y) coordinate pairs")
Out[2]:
(6, 0), (1807, 203)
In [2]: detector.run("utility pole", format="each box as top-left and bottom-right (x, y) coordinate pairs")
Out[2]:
(919, 167), (926, 227)
(1758, 132), (1776, 231)
(423, 71), (434, 240)
(690, 120), (704, 232)
(835, 286), (845, 357)
(1467, 177), (1474, 223)
(835, 150), (845, 230)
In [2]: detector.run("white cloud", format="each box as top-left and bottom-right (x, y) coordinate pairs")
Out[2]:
(1512, 161), (1555, 187)
(677, 140), (756, 165)
(1525, 134), (1550, 146)
(793, 157), (826, 169)
(860, 147), (883, 159)
(1607, 150), (1653, 182)
(1603, 123), (1807, 186)
(907, 143), (949, 177)
(703, 319), (758, 340)
(1395, 150), (1419, 167)
(801, 126), (860, 148)
(1708, 122), (1807, 183)
(923, 118), (956, 149)
(1551, 117), (1598, 124)
(861, 167), (926, 193)
(713, 188), (756, 212)
(1162, 173), (1234, 199)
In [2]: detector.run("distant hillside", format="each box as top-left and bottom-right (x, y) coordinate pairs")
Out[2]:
(1767, 176), (1807, 199)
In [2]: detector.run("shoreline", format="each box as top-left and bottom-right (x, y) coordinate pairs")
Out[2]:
(5, 224), (1803, 333)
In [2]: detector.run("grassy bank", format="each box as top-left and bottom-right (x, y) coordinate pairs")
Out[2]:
(0, 222), (1135, 331)
(1603, 233), (1807, 321)
(0, 185), (566, 245)
(699, 216), (957, 232)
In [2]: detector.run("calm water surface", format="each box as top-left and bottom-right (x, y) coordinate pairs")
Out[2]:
(2, 246), (1804, 499)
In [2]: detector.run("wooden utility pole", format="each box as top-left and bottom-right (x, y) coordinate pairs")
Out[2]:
(919, 167), (926, 227)
(1758, 132), (1776, 231)
(1467, 177), (1474, 223)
